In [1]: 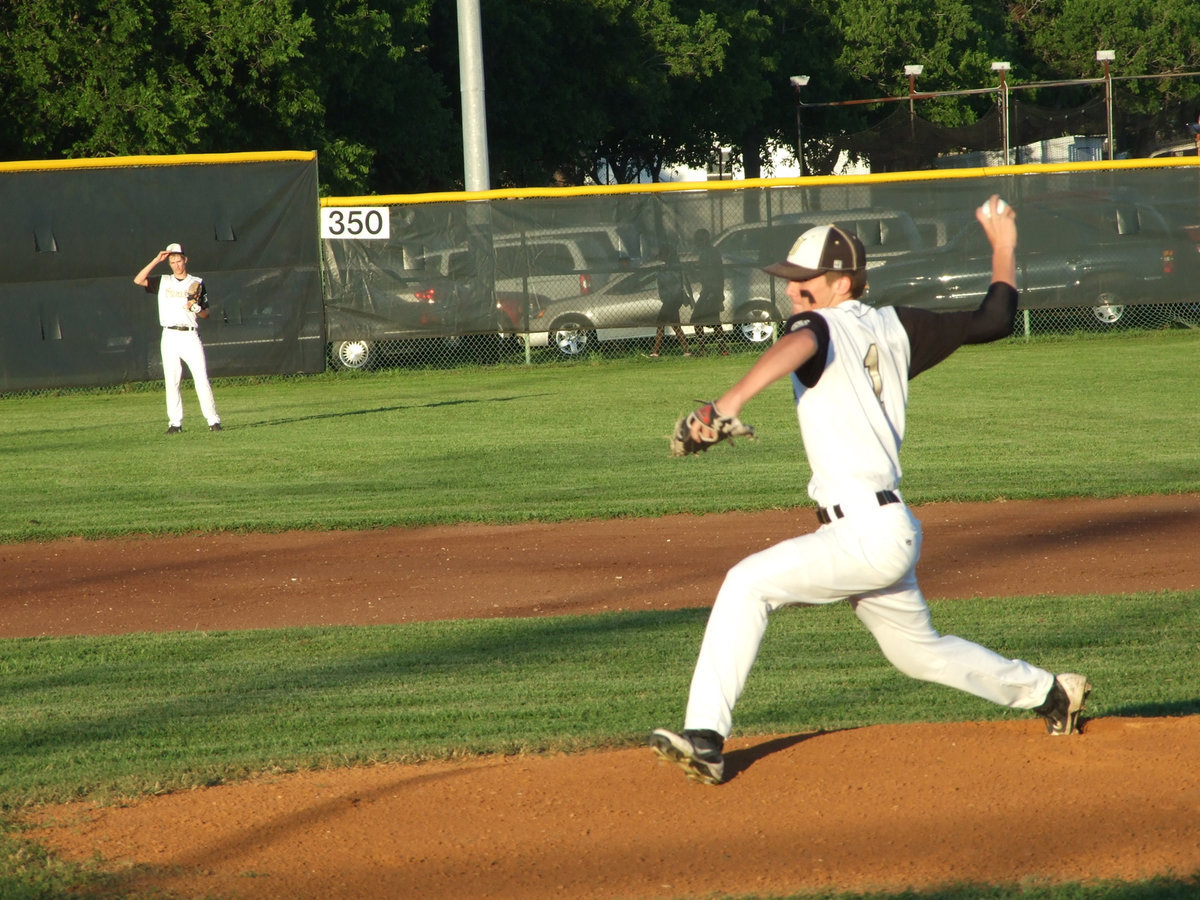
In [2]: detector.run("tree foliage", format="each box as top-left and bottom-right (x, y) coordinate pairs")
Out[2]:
(1, 0), (1198, 193)
(1009, 0), (1200, 153)
(0, 1), (318, 157)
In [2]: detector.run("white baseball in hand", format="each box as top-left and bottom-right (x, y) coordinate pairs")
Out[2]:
(980, 198), (1008, 218)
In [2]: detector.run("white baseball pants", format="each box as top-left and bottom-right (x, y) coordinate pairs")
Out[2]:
(683, 501), (1056, 738)
(161, 328), (220, 428)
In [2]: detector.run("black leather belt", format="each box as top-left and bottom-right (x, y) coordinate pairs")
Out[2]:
(166, 325), (197, 331)
(816, 490), (900, 524)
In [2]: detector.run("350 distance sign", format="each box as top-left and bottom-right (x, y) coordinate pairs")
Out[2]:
(320, 207), (390, 239)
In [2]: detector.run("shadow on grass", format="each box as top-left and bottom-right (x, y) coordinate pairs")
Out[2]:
(242, 393), (546, 428)
(1106, 699), (1200, 717)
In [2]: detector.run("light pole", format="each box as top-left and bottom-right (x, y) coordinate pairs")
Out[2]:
(456, 0), (490, 191)
(1096, 50), (1116, 160)
(904, 64), (924, 119)
(790, 75), (810, 176)
(904, 65), (924, 152)
(991, 61), (1011, 165)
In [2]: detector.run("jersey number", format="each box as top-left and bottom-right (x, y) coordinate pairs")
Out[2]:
(863, 344), (883, 400)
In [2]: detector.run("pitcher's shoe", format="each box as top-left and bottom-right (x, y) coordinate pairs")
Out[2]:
(650, 728), (725, 784)
(1035, 673), (1091, 735)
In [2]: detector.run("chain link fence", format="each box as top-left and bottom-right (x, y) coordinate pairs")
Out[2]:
(320, 162), (1200, 373)
(322, 298), (1199, 377)
(4, 160), (1199, 398)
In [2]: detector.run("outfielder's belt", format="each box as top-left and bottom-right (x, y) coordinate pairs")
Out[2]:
(816, 490), (900, 524)
(165, 325), (197, 331)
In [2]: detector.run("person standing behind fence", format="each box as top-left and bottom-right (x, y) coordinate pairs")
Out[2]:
(133, 243), (222, 434)
(691, 228), (728, 356)
(651, 243), (692, 357)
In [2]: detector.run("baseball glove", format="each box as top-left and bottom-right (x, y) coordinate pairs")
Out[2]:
(186, 280), (208, 313)
(670, 402), (755, 457)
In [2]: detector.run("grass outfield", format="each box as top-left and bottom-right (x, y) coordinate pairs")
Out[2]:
(2, 591), (1198, 898)
(2, 328), (1198, 898)
(2, 590), (1197, 807)
(0, 328), (1198, 541)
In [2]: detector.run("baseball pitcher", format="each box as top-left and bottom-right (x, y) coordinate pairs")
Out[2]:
(653, 197), (1089, 785)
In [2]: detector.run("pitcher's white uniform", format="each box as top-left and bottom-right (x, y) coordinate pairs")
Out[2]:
(654, 211), (1087, 785)
(684, 297), (1056, 739)
(148, 273), (220, 429)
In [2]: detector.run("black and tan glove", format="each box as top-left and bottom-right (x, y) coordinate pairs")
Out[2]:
(670, 402), (755, 457)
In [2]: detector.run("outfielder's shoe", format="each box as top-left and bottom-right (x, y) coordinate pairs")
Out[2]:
(650, 728), (725, 784)
(209, 422), (223, 432)
(166, 425), (182, 435)
(1035, 673), (1091, 735)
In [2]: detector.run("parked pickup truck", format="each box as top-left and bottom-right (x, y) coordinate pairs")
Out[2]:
(863, 193), (1196, 326)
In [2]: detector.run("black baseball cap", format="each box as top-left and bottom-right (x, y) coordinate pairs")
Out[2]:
(763, 225), (865, 281)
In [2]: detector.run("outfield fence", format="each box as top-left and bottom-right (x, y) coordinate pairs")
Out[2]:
(3, 156), (1200, 396)
(321, 160), (1200, 373)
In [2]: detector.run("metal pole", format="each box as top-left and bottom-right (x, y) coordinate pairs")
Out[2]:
(457, 0), (490, 191)
(1096, 51), (1116, 161)
(1104, 60), (1114, 160)
(991, 62), (1011, 166)
(1001, 69), (1010, 165)
(904, 65), (923, 147)
(790, 76), (809, 177)
(795, 103), (805, 177)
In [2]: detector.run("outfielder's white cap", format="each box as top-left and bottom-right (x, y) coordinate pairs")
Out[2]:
(763, 225), (865, 281)
(164, 242), (184, 254)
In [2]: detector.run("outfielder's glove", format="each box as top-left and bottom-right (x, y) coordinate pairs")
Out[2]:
(670, 402), (755, 457)
(186, 280), (208, 313)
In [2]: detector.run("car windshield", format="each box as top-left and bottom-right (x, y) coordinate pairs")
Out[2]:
(608, 269), (659, 294)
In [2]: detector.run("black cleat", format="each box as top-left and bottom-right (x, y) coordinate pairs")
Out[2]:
(1035, 673), (1091, 735)
(650, 728), (725, 784)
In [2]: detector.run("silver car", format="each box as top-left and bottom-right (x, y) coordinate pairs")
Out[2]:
(529, 263), (776, 357)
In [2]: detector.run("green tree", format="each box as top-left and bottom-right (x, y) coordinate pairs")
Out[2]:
(423, 0), (732, 186)
(3, 0), (1199, 193)
(293, 0), (458, 193)
(1008, 0), (1200, 154)
(792, 0), (1019, 172)
(0, 0), (317, 158)
(665, 0), (812, 181)
(0, 0), (455, 194)
(598, 0), (731, 182)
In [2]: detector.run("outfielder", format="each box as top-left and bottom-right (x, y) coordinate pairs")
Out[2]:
(134, 243), (222, 434)
(652, 196), (1089, 785)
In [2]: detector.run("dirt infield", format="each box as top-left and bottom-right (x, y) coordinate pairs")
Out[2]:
(11, 494), (1200, 899)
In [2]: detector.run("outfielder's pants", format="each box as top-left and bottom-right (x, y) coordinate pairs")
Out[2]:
(683, 501), (1056, 738)
(161, 328), (220, 427)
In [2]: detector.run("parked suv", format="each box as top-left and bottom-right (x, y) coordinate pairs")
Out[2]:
(710, 208), (928, 324)
(863, 193), (1192, 325)
(328, 228), (636, 369)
